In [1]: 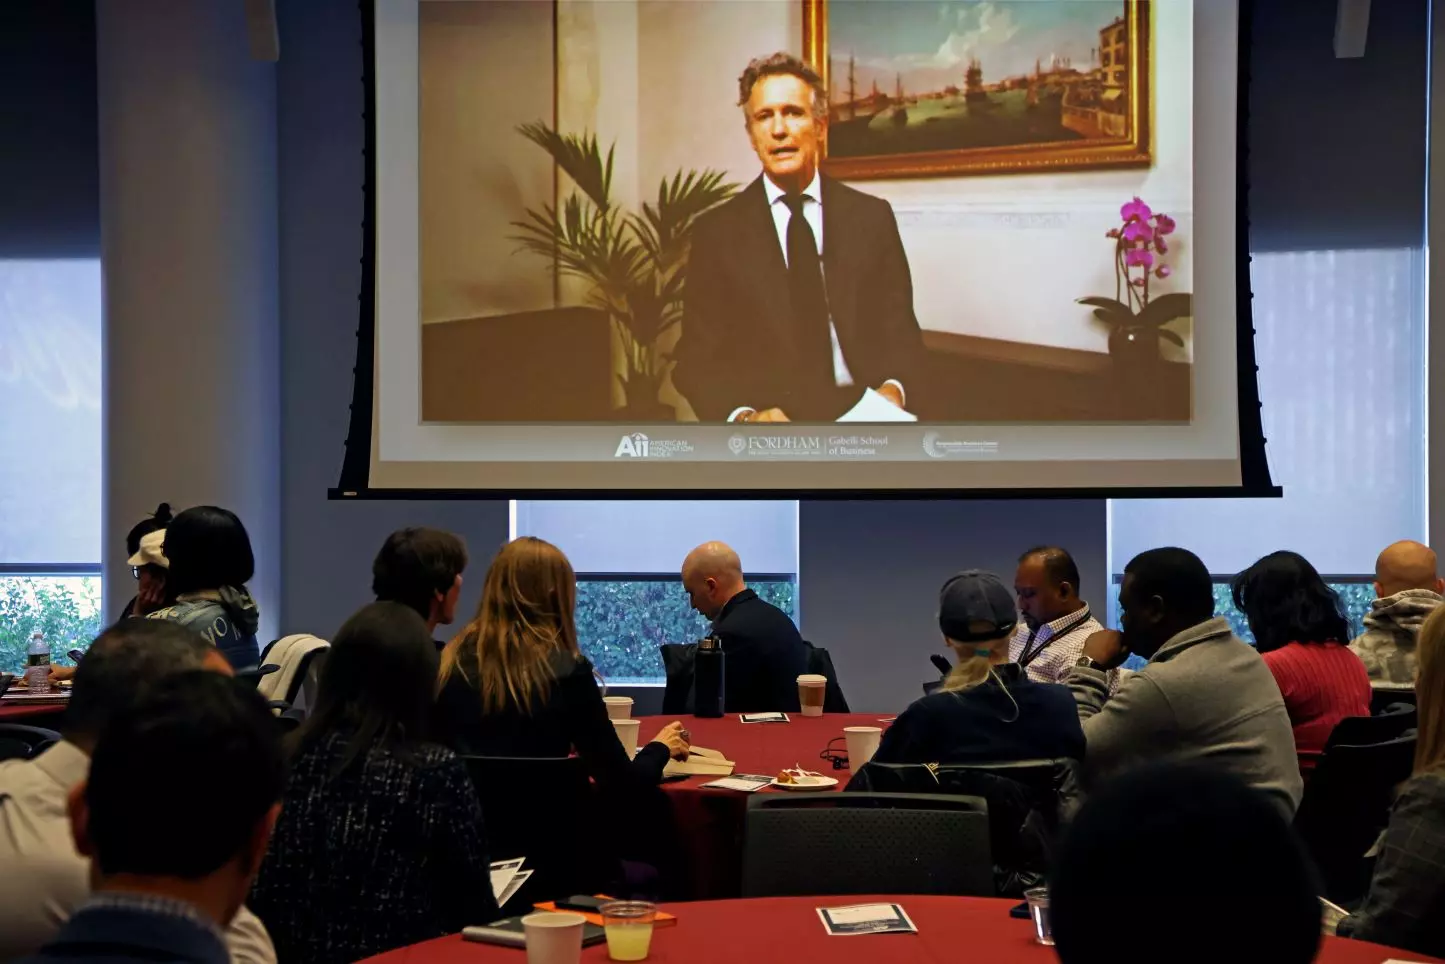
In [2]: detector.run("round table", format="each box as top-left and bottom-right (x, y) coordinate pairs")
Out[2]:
(641, 713), (890, 899)
(357, 895), (1440, 964)
(0, 693), (69, 725)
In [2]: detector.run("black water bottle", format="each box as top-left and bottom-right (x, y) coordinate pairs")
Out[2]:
(694, 635), (725, 718)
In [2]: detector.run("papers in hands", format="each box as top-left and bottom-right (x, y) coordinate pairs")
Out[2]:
(817, 903), (918, 936)
(700, 774), (774, 792)
(836, 387), (917, 423)
(740, 712), (789, 723)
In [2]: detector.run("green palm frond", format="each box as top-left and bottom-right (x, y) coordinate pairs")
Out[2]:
(516, 122), (614, 212)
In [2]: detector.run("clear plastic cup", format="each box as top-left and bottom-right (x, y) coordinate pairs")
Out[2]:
(599, 900), (656, 961)
(522, 912), (586, 964)
(1024, 887), (1053, 945)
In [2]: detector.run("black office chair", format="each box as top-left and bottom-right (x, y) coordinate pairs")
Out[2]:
(848, 758), (1081, 896)
(1325, 702), (1417, 751)
(0, 724), (63, 762)
(803, 641), (850, 713)
(741, 792), (993, 898)
(1370, 687), (1416, 716)
(1293, 733), (1417, 904)
(463, 755), (620, 908)
(659, 643), (697, 715)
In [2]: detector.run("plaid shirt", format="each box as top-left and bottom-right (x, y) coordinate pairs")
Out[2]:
(1008, 605), (1119, 693)
(1339, 771), (1445, 958)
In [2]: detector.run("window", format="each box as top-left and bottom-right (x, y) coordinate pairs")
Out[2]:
(0, 259), (104, 672)
(512, 500), (799, 683)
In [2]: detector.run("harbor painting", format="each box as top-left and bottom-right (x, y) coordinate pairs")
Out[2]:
(803, 0), (1152, 179)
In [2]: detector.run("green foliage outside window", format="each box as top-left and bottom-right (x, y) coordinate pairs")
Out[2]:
(577, 577), (797, 684)
(0, 576), (103, 674)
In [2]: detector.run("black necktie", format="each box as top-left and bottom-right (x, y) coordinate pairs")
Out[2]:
(781, 193), (833, 383)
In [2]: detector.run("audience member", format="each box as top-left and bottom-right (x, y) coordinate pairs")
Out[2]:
(148, 506), (261, 669)
(1008, 546), (1116, 691)
(1338, 604), (1445, 957)
(681, 541), (808, 712)
(1352, 539), (1444, 688)
(869, 570), (1084, 765)
(1066, 547), (1303, 818)
(119, 501), (172, 620)
(1051, 763), (1320, 964)
(250, 602), (497, 963)
(15, 672), (285, 964)
(0, 621), (275, 964)
(371, 526), (468, 650)
(1231, 550), (1371, 774)
(434, 537), (689, 786)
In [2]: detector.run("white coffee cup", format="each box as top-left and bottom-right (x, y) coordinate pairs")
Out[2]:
(603, 695), (633, 720)
(797, 674), (828, 717)
(522, 912), (586, 964)
(844, 725), (883, 769)
(612, 718), (640, 757)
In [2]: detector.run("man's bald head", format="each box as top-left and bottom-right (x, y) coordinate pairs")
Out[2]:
(1375, 541), (1444, 598)
(681, 541), (747, 620)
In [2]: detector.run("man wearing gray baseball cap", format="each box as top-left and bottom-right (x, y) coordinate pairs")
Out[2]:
(863, 569), (1085, 768)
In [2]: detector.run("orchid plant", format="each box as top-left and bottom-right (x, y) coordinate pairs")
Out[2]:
(1079, 196), (1192, 353)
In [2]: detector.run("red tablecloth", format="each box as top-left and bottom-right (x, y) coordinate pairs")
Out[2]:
(642, 713), (891, 899)
(358, 895), (1441, 964)
(0, 694), (69, 724)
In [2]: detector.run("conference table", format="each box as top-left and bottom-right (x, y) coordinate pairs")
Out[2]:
(641, 712), (886, 899)
(357, 895), (1440, 964)
(0, 690), (70, 724)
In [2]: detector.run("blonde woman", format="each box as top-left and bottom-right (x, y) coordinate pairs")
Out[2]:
(433, 537), (689, 785)
(869, 570), (1085, 766)
(1339, 605), (1445, 958)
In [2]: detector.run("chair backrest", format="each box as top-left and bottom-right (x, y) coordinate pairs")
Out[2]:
(0, 724), (63, 762)
(462, 755), (617, 906)
(848, 758), (1080, 896)
(1325, 703), (1417, 751)
(257, 634), (330, 709)
(741, 792), (993, 898)
(1293, 734), (1417, 903)
(659, 643), (697, 715)
(803, 642), (850, 713)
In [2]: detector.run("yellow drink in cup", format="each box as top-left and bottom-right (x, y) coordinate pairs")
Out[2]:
(599, 900), (656, 961)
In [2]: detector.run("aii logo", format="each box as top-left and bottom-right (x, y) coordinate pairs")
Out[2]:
(728, 434), (747, 455)
(614, 433), (650, 458)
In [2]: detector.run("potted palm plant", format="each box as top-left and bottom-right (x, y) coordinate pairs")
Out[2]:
(511, 123), (737, 419)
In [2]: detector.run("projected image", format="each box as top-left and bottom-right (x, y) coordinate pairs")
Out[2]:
(413, 0), (1193, 427)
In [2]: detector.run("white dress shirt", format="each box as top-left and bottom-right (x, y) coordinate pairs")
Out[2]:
(727, 174), (903, 421)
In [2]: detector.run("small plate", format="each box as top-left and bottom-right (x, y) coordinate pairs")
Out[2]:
(769, 775), (839, 791)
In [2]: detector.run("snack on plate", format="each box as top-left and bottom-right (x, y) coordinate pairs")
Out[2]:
(776, 767), (822, 785)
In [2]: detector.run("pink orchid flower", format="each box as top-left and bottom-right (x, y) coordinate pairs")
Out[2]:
(1126, 248), (1154, 269)
(1156, 264), (1172, 279)
(1122, 220), (1152, 243)
(1154, 213), (1176, 235)
(1120, 197), (1152, 223)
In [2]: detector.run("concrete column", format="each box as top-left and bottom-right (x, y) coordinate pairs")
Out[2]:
(97, 0), (280, 639)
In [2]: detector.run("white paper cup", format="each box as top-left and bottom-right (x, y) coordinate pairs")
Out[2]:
(612, 718), (640, 757)
(523, 912), (586, 964)
(844, 725), (883, 769)
(603, 695), (633, 720)
(797, 674), (827, 717)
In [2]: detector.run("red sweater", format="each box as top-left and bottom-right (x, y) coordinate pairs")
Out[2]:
(1261, 641), (1372, 773)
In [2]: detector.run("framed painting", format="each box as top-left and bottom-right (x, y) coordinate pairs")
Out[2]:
(803, 0), (1152, 180)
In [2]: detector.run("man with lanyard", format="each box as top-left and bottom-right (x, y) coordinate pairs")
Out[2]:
(1010, 546), (1119, 692)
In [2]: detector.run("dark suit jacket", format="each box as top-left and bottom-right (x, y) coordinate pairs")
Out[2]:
(18, 903), (229, 964)
(712, 589), (809, 713)
(871, 664), (1086, 766)
(673, 174), (925, 421)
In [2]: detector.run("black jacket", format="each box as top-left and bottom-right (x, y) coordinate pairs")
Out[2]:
(872, 664), (1086, 765)
(673, 175), (924, 421)
(712, 589), (809, 713)
(433, 648), (669, 789)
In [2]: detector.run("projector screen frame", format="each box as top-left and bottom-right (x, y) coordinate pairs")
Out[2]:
(332, 0), (1277, 502)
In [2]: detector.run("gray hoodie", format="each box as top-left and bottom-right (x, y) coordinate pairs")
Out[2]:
(147, 586), (262, 669)
(1350, 589), (1442, 687)
(1068, 616), (1303, 820)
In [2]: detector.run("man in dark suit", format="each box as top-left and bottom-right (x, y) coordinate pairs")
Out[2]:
(682, 541), (808, 712)
(673, 53), (924, 423)
(17, 673), (285, 964)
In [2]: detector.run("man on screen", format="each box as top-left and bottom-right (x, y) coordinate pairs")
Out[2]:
(672, 53), (924, 423)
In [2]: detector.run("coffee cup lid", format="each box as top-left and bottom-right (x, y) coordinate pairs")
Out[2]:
(797, 674), (827, 683)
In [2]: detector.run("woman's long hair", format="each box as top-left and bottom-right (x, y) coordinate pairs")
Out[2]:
(1414, 606), (1445, 774)
(293, 601), (440, 775)
(439, 537), (580, 715)
(163, 505), (254, 599)
(1230, 550), (1350, 653)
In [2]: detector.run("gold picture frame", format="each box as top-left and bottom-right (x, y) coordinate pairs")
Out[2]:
(803, 0), (1153, 180)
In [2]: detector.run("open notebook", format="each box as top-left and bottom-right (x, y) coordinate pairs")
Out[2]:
(663, 745), (735, 778)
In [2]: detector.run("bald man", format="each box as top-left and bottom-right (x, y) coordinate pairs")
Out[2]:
(1350, 540), (1445, 687)
(681, 542), (808, 712)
